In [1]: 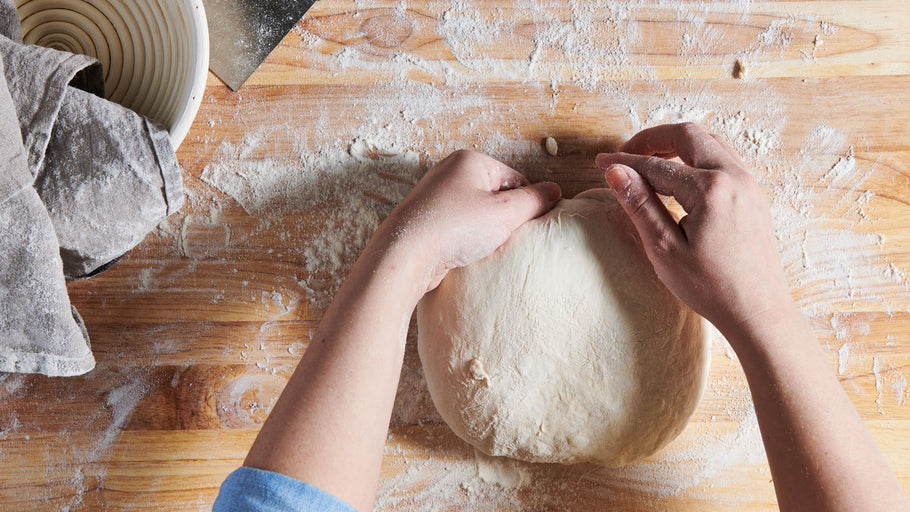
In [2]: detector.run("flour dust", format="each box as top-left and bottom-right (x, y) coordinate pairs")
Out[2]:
(130, 0), (910, 508)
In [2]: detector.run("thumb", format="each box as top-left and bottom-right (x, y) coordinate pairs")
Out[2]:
(603, 164), (683, 255)
(498, 181), (562, 231)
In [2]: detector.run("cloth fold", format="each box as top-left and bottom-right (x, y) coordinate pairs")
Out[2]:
(0, 35), (103, 173)
(0, 0), (18, 42)
(0, 55), (95, 376)
(34, 85), (185, 278)
(0, 0), (185, 376)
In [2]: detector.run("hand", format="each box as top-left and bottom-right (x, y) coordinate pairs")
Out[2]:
(595, 123), (793, 339)
(243, 149), (559, 512)
(381, 149), (561, 291)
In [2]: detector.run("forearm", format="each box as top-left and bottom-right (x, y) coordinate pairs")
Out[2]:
(597, 124), (908, 509)
(243, 228), (428, 512)
(727, 306), (909, 511)
(238, 149), (558, 511)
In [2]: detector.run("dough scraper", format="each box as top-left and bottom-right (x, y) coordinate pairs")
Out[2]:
(203, 0), (317, 90)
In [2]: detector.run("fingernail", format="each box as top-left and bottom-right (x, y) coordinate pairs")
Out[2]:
(604, 164), (633, 191)
(541, 181), (561, 201)
(594, 153), (613, 169)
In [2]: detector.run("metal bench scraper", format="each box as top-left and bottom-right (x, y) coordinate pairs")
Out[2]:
(203, 0), (318, 90)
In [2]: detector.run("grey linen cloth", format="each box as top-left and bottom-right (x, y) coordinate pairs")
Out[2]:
(34, 85), (185, 278)
(0, 54), (94, 376)
(0, 0), (184, 375)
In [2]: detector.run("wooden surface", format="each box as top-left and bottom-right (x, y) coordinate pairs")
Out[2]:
(2, 0), (910, 510)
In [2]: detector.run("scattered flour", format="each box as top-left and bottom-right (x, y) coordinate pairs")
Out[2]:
(72, 0), (905, 508)
(180, 0), (908, 506)
(201, 135), (423, 305)
(136, 267), (156, 293)
(873, 357), (884, 415)
(0, 368), (159, 508)
(894, 373), (907, 407)
(824, 145), (856, 185)
(474, 449), (531, 488)
(838, 342), (850, 375)
(92, 376), (151, 458)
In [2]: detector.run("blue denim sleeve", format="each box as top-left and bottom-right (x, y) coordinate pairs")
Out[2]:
(212, 466), (357, 512)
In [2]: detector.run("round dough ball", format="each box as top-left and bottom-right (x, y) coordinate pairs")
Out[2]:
(416, 188), (710, 466)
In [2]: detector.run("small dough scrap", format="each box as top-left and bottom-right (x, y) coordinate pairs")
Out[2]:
(733, 59), (747, 79)
(417, 189), (710, 466)
(544, 136), (558, 156)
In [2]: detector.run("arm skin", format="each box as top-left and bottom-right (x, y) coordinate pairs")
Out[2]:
(242, 150), (561, 512)
(242, 123), (908, 511)
(596, 123), (910, 512)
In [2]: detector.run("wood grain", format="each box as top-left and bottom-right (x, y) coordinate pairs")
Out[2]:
(2, 0), (909, 510)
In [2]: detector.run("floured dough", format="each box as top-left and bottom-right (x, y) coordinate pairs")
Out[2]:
(417, 188), (710, 466)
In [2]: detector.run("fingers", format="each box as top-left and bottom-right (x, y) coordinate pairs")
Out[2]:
(497, 181), (562, 231)
(709, 133), (746, 167)
(603, 164), (685, 256)
(462, 150), (529, 191)
(620, 123), (733, 170)
(595, 152), (701, 211)
(439, 149), (530, 191)
(494, 165), (531, 191)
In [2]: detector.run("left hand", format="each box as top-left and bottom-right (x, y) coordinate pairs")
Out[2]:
(380, 149), (561, 291)
(242, 150), (558, 512)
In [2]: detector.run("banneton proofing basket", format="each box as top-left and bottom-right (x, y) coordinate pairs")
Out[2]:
(15, 0), (209, 149)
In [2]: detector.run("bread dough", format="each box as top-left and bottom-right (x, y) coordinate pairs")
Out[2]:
(416, 188), (710, 466)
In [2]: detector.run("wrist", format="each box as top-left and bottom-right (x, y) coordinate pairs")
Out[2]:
(360, 222), (436, 304)
(720, 301), (813, 358)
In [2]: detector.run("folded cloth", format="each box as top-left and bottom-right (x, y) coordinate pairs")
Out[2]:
(0, 0), (15, 43)
(0, 0), (184, 375)
(0, 29), (183, 278)
(34, 85), (184, 278)
(0, 35), (103, 174)
(0, 53), (94, 376)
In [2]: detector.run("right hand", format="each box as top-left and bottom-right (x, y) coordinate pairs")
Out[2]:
(595, 123), (794, 339)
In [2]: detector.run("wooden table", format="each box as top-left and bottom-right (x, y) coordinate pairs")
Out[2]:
(2, 0), (909, 509)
